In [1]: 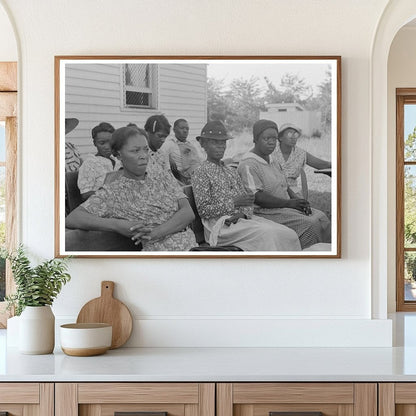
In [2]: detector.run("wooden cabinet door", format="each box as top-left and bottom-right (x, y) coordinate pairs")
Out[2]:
(0, 383), (53, 415)
(217, 383), (377, 416)
(55, 383), (215, 416)
(379, 383), (416, 416)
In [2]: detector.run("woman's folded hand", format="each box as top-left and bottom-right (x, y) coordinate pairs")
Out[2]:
(129, 222), (153, 244)
(287, 198), (311, 214)
(224, 213), (246, 226)
(233, 193), (255, 207)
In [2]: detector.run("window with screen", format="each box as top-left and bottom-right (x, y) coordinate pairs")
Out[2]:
(123, 64), (157, 109)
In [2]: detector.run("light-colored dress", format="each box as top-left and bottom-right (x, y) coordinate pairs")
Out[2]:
(238, 152), (331, 249)
(191, 160), (301, 251)
(78, 154), (121, 194)
(272, 145), (306, 196)
(160, 137), (203, 184)
(81, 174), (196, 251)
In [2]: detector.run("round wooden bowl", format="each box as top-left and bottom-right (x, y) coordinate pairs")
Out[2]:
(60, 323), (112, 356)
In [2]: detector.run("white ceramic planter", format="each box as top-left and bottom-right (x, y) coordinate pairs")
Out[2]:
(6, 315), (20, 347)
(19, 305), (55, 354)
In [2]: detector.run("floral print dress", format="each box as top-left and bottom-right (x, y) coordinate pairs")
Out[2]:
(82, 174), (196, 251)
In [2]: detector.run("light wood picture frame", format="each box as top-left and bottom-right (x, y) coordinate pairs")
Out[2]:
(55, 56), (341, 258)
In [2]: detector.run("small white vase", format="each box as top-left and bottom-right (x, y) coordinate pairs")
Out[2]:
(6, 315), (20, 347)
(19, 305), (55, 354)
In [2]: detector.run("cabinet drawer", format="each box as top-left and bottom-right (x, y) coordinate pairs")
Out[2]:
(218, 383), (376, 416)
(56, 383), (215, 416)
(0, 383), (53, 416)
(379, 383), (416, 415)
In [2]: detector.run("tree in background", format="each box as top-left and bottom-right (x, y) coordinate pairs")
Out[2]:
(207, 69), (332, 134)
(207, 77), (234, 124)
(208, 77), (265, 133)
(264, 73), (313, 105)
(225, 77), (265, 133)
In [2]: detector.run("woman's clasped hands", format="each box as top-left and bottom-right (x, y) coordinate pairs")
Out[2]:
(113, 219), (153, 245)
(288, 198), (312, 215)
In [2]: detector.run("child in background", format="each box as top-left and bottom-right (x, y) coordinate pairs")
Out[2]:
(78, 122), (121, 201)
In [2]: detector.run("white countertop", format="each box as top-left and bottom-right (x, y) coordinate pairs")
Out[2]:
(3, 313), (416, 382)
(2, 345), (416, 382)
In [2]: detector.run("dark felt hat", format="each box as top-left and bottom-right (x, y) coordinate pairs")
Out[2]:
(252, 119), (278, 140)
(196, 121), (231, 141)
(65, 118), (79, 134)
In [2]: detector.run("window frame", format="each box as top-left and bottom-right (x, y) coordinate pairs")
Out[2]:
(122, 63), (158, 110)
(396, 88), (416, 311)
(0, 62), (17, 327)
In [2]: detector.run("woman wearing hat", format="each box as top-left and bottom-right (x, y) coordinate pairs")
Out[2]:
(238, 119), (331, 250)
(191, 121), (301, 251)
(273, 123), (331, 197)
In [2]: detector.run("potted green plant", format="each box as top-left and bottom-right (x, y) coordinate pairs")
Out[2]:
(3, 245), (71, 354)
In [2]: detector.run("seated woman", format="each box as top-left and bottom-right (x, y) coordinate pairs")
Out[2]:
(66, 126), (196, 251)
(77, 122), (122, 201)
(272, 123), (331, 197)
(144, 114), (172, 175)
(191, 121), (301, 252)
(238, 119), (331, 250)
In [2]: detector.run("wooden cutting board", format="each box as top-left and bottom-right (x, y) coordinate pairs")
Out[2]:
(76, 281), (133, 349)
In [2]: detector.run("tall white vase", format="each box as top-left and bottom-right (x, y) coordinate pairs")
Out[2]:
(19, 306), (55, 354)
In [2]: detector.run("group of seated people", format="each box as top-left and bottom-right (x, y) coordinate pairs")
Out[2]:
(65, 114), (332, 252)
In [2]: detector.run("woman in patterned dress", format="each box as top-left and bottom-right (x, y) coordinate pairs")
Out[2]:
(272, 123), (331, 197)
(66, 126), (196, 251)
(237, 119), (331, 250)
(191, 121), (301, 252)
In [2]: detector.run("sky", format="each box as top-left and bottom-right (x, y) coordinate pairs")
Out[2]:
(405, 104), (416, 138)
(207, 61), (331, 95)
(0, 123), (4, 161)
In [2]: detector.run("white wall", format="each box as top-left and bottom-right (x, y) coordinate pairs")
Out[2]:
(387, 26), (416, 312)
(0, 0), (394, 347)
(0, 2), (16, 61)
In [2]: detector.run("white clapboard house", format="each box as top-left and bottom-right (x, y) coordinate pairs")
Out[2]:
(65, 62), (207, 158)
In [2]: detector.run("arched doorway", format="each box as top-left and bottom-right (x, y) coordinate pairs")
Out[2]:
(371, 1), (416, 318)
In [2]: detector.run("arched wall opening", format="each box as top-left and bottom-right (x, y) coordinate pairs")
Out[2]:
(371, 0), (416, 318)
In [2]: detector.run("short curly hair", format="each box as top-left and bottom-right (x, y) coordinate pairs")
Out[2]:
(91, 122), (115, 140)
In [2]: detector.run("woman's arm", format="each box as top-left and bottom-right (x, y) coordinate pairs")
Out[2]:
(306, 152), (331, 170)
(66, 206), (141, 238)
(80, 190), (95, 201)
(138, 198), (195, 242)
(255, 190), (310, 213)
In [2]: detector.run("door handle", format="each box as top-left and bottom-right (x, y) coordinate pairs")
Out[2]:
(270, 413), (323, 416)
(115, 412), (168, 416)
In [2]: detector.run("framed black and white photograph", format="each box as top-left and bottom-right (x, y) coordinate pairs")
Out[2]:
(55, 56), (341, 258)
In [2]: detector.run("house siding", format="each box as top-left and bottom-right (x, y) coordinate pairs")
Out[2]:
(65, 63), (207, 157)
